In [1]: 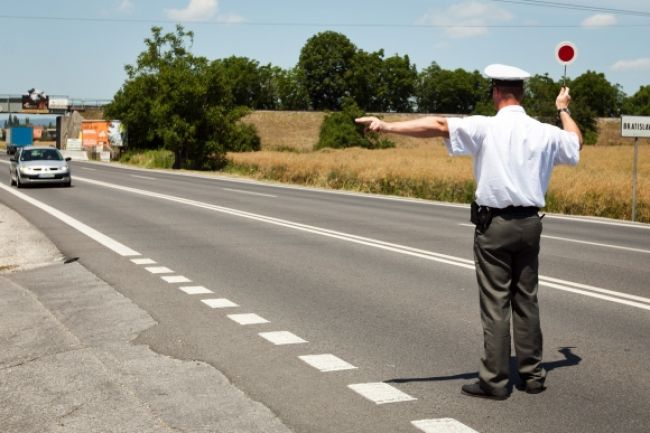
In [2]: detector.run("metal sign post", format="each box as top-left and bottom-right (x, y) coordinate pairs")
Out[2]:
(621, 115), (650, 222)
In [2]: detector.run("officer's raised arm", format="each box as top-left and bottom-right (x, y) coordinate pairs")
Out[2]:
(556, 87), (584, 150)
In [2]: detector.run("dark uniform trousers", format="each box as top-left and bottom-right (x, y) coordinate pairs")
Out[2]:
(473, 211), (547, 393)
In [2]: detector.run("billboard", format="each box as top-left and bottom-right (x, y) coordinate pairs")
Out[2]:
(22, 88), (49, 113)
(81, 120), (126, 149)
(81, 121), (109, 148)
(108, 120), (126, 147)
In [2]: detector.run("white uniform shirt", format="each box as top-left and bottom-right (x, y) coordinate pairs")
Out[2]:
(445, 105), (580, 208)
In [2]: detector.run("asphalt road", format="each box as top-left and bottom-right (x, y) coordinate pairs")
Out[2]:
(1, 156), (649, 433)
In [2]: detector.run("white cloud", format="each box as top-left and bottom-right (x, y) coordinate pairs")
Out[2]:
(165, 0), (218, 21)
(117, 0), (134, 13)
(418, 1), (514, 39)
(217, 13), (246, 24)
(612, 58), (650, 72)
(582, 14), (618, 27)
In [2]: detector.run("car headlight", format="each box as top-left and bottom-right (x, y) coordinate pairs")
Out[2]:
(60, 166), (69, 173)
(19, 167), (31, 174)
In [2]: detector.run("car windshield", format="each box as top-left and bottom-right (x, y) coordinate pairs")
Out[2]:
(19, 149), (63, 162)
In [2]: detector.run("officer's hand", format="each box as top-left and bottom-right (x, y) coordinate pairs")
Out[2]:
(556, 87), (572, 110)
(355, 116), (386, 132)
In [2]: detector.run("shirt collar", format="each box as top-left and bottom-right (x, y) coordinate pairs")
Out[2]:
(496, 105), (526, 116)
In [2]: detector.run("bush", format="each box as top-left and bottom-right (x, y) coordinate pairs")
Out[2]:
(120, 149), (175, 169)
(315, 98), (395, 150)
(228, 122), (261, 152)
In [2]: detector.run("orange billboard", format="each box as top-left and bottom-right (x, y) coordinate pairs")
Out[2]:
(81, 121), (110, 149)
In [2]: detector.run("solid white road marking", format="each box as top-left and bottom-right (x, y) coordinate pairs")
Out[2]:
(259, 331), (308, 345)
(201, 298), (239, 309)
(540, 280), (650, 311)
(0, 183), (141, 257)
(347, 382), (416, 405)
(131, 258), (157, 265)
(48, 176), (648, 311)
(542, 234), (650, 254)
(222, 188), (278, 198)
(145, 266), (174, 274)
(179, 286), (213, 295)
(299, 354), (357, 372)
(412, 418), (480, 433)
(227, 313), (269, 325)
(161, 275), (191, 283)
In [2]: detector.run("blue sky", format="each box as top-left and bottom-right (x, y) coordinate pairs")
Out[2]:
(1, 0), (649, 101)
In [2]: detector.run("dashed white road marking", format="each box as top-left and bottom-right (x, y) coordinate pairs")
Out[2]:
(201, 298), (239, 309)
(227, 313), (269, 325)
(145, 266), (174, 274)
(412, 418), (480, 433)
(81, 167), (97, 171)
(131, 175), (157, 180)
(131, 258), (157, 265)
(299, 354), (357, 372)
(161, 275), (192, 283)
(179, 286), (213, 295)
(259, 331), (308, 345)
(223, 188), (278, 198)
(347, 382), (416, 405)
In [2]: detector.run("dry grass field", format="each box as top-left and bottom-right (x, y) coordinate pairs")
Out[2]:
(235, 112), (650, 222)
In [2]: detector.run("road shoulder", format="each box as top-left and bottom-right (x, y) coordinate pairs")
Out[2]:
(0, 203), (293, 433)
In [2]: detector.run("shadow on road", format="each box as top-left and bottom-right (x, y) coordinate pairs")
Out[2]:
(386, 347), (582, 384)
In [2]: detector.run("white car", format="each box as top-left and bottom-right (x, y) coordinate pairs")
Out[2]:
(10, 146), (72, 188)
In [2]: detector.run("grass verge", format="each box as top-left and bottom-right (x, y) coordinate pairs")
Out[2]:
(226, 142), (650, 223)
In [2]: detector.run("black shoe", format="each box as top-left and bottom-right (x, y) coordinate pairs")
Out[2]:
(524, 382), (546, 394)
(461, 382), (509, 400)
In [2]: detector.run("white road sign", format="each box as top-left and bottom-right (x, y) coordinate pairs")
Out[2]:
(621, 115), (650, 138)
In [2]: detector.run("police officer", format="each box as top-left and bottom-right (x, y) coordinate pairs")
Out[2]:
(356, 64), (582, 400)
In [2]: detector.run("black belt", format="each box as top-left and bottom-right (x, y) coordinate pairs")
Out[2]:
(489, 205), (539, 217)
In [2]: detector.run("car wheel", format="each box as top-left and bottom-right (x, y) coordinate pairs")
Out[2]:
(64, 180), (71, 188)
(10, 176), (15, 186)
(16, 174), (23, 189)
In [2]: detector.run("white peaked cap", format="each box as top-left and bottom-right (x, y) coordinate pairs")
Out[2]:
(484, 64), (531, 81)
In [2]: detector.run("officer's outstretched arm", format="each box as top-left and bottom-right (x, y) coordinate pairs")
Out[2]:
(355, 116), (450, 139)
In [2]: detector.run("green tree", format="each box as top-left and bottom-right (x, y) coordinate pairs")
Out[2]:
(273, 66), (310, 110)
(525, 74), (561, 124)
(348, 49), (385, 112)
(348, 50), (416, 112)
(624, 85), (650, 115)
(380, 54), (417, 112)
(416, 63), (488, 114)
(559, 71), (623, 144)
(570, 70), (624, 117)
(211, 56), (278, 109)
(104, 25), (260, 170)
(298, 31), (357, 110)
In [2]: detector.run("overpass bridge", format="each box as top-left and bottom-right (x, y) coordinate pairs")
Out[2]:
(0, 95), (110, 115)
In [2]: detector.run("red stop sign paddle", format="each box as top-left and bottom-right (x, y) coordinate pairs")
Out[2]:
(555, 41), (577, 86)
(556, 41), (577, 65)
